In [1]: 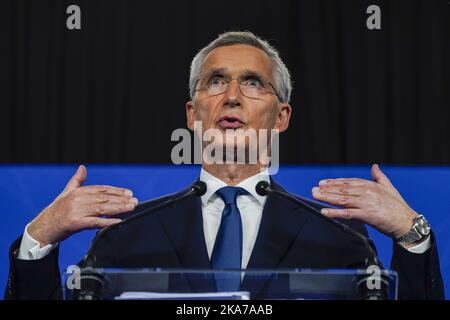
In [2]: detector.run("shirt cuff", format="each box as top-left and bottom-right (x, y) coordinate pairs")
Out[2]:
(17, 223), (58, 260)
(404, 236), (431, 254)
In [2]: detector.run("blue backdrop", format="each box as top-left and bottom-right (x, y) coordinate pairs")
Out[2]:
(0, 165), (448, 298)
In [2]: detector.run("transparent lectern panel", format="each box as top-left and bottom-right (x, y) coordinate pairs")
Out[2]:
(63, 268), (398, 300)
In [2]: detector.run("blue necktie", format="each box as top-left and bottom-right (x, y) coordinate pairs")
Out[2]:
(211, 186), (248, 292)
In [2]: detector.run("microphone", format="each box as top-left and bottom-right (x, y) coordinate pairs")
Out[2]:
(255, 181), (391, 299)
(74, 180), (206, 300)
(81, 180), (207, 268)
(255, 181), (380, 268)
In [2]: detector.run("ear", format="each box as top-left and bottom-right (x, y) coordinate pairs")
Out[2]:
(274, 103), (292, 133)
(186, 100), (195, 131)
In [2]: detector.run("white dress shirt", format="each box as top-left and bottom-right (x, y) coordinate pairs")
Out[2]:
(18, 223), (57, 260)
(18, 169), (431, 261)
(200, 168), (269, 269)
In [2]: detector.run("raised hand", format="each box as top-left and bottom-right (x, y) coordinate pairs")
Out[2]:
(312, 164), (419, 240)
(27, 165), (138, 247)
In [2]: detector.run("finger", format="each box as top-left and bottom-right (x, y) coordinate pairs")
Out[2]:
(312, 188), (364, 207)
(80, 185), (134, 197)
(319, 178), (368, 187)
(316, 184), (364, 197)
(91, 201), (138, 216)
(321, 208), (363, 220)
(371, 164), (394, 189)
(64, 165), (87, 192)
(370, 164), (405, 201)
(76, 193), (138, 205)
(82, 217), (123, 230)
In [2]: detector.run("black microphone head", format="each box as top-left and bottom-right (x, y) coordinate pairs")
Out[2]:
(193, 180), (207, 196)
(255, 181), (270, 196)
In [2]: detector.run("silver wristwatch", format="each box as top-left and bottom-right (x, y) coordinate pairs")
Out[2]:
(396, 215), (431, 247)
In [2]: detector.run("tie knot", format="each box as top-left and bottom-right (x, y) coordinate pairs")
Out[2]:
(215, 186), (248, 205)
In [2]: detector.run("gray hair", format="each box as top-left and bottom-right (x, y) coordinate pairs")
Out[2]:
(189, 31), (292, 103)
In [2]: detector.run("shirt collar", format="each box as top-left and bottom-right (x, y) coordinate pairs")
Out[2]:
(200, 168), (270, 206)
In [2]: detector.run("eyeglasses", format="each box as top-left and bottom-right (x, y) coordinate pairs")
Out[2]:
(194, 75), (282, 101)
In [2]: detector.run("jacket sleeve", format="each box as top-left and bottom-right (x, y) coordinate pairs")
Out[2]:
(390, 231), (445, 299)
(349, 220), (444, 299)
(4, 236), (63, 300)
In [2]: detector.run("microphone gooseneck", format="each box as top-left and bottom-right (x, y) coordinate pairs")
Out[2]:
(81, 180), (206, 268)
(255, 180), (389, 300)
(255, 181), (380, 268)
(74, 180), (206, 300)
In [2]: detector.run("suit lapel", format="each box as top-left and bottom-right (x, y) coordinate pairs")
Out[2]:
(157, 189), (216, 292)
(241, 179), (310, 297)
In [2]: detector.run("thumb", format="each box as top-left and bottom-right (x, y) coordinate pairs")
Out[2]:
(64, 165), (87, 192)
(371, 163), (394, 189)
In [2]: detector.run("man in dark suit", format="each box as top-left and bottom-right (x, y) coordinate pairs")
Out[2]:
(5, 31), (444, 300)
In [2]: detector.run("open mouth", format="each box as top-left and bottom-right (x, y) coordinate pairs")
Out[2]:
(217, 115), (245, 129)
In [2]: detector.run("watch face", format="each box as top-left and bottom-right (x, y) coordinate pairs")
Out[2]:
(417, 219), (431, 236)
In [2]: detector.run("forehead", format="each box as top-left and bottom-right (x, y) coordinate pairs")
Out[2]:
(201, 44), (273, 79)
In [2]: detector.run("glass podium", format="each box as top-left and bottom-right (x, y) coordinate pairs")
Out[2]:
(64, 267), (398, 300)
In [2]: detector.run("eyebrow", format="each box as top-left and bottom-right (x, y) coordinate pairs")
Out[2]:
(240, 69), (265, 80)
(201, 68), (268, 81)
(201, 68), (227, 81)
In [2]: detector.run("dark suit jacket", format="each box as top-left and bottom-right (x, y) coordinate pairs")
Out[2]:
(4, 179), (445, 299)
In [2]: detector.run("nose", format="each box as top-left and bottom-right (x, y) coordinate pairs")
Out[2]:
(223, 79), (242, 108)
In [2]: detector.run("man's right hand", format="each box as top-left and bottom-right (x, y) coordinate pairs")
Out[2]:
(27, 165), (138, 247)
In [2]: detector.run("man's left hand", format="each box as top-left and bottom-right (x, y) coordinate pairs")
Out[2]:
(311, 164), (418, 239)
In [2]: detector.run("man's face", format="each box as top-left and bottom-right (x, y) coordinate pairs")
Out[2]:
(186, 44), (291, 161)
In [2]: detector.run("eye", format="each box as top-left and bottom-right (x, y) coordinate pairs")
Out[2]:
(242, 77), (263, 88)
(207, 76), (225, 88)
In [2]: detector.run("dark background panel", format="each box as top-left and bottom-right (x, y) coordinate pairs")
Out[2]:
(0, 0), (449, 164)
